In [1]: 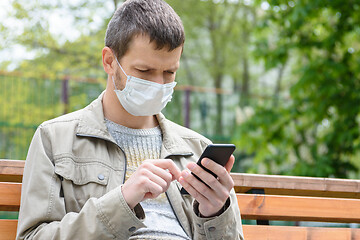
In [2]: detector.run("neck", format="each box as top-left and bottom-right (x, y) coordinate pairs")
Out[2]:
(103, 79), (159, 129)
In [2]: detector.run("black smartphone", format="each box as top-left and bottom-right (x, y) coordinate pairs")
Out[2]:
(180, 144), (236, 195)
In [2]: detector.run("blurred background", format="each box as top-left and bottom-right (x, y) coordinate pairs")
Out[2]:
(1, 0), (360, 180)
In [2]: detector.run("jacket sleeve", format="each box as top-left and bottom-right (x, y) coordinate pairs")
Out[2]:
(191, 189), (244, 240)
(16, 126), (146, 240)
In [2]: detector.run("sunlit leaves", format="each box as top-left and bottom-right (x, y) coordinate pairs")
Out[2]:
(235, 0), (360, 177)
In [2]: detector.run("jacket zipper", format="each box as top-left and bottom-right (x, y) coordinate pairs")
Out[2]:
(165, 153), (193, 239)
(165, 192), (191, 239)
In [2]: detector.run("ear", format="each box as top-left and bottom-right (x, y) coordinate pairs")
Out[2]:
(102, 47), (116, 76)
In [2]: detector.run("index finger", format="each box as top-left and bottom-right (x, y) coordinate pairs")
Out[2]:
(150, 159), (181, 181)
(201, 154), (235, 174)
(224, 155), (235, 173)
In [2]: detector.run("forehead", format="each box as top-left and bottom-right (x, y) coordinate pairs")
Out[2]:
(122, 34), (183, 69)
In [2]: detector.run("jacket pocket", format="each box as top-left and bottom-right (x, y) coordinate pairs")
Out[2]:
(54, 158), (111, 211)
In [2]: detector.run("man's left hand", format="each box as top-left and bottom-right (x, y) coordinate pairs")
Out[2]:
(179, 155), (235, 217)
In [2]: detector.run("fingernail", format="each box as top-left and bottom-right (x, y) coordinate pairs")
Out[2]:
(202, 158), (209, 166)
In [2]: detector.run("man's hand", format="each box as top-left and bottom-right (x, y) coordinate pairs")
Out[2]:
(122, 159), (181, 209)
(179, 155), (235, 217)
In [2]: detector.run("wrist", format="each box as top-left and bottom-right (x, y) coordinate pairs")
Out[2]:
(195, 198), (231, 218)
(121, 185), (137, 209)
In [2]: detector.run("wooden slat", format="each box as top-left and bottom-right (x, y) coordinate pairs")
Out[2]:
(1, 161), (360, 198)
(0, 160), (25, 183)
(0, 220), (17, 240)
(231, 173), (360, 199)
(0, 183), (21, 211)
(237, 193), (360, 223)
(1, 220), (360, 240)
(243, 225), (360, 240)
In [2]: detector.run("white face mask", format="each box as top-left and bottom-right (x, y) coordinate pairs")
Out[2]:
(112, 55), (177, 116)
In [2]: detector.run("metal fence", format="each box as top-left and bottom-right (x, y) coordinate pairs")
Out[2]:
(0, 74), (104, 160)
(0, 73), (238, 160)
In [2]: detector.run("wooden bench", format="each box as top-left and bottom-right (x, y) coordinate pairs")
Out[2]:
(0, 160), (23, 240)
(1, 159), (360, 240)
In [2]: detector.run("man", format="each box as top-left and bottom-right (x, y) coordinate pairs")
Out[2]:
(16, 0), (244, 239)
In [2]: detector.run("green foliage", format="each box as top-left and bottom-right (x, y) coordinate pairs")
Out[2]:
(1, 0), (111, 80)
(0, 1), (109, 160)
(168, 0), (257, 135)
(233, 0), (360, 177)
(1, 0), (360, 179)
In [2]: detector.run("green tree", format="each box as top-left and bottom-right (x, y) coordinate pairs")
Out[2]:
(1, 0), (120, 79)
(168, 0), (262, 136)
(0, 0), (112, 159)
(2, 0), (265, 137)
(234, 0), (360, 177)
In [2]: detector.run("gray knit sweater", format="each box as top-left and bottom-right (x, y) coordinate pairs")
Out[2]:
(105, 119), (190, 240)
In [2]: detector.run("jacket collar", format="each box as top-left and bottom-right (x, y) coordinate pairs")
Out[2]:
(156, 113), (193, 158)
(76, 91), (193, 157)
(76, 91), (115, 144)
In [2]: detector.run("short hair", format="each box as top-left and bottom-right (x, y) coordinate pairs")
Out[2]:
(105, 0), (185, 59)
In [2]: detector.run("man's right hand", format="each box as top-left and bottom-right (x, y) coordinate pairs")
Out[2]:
(121, 159), (181, 209)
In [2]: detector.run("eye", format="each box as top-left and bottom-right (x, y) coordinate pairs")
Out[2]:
(137, 69), (149, 73)
(166, 71), (175, 75)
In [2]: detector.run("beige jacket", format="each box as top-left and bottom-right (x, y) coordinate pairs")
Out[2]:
(16, 93), (244, 240)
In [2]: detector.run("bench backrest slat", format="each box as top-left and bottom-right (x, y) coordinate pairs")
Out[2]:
(0, 220), (17, 240)
(0, 160), (24, 183)
(2, 220), (360, 240)
(2, 186), (360, 224)
(0, 182), (22, 211)
(238, 193), (360, 223)
(2, 161), (360, 198)
(232, 173), (360, 199)
(243, 225), (360, 240)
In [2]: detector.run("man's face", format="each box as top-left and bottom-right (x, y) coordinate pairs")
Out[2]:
(113, 34), (183, 90)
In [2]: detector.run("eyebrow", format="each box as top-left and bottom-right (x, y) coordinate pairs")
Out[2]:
(134, 64), (155, 70)
(133, 64), (179, 71)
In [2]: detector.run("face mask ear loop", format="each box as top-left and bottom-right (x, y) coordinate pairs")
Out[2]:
(111, 49), (129, 91)
(111, 50), (128, 78)
(111, 75), (118, 91)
